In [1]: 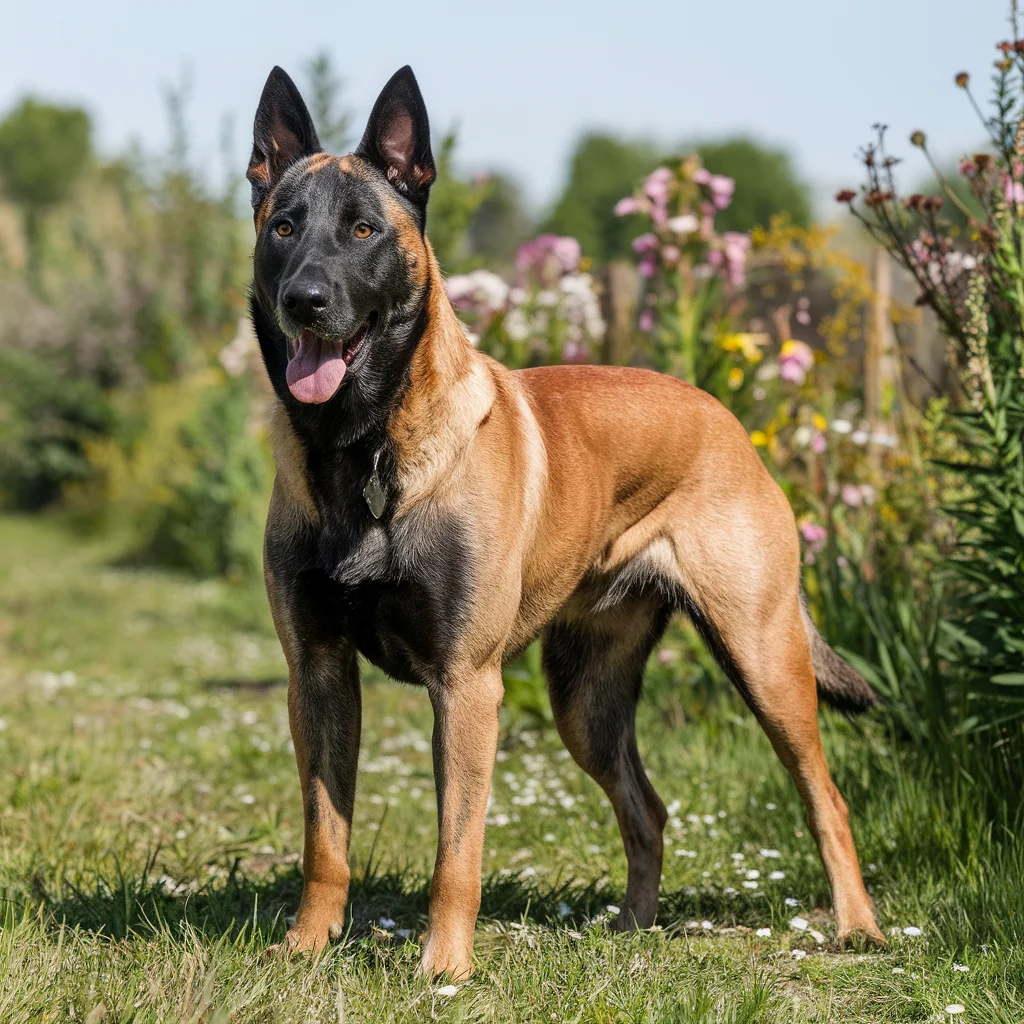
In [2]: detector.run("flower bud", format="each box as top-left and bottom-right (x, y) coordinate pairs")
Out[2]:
(910, 131), (927, 148)
(955, 72), (969, 88)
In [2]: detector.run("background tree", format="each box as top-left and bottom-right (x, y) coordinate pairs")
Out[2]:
(0, 98), (91, 288)
(466, 172), (534, 271)
(304, 52), (352, 154)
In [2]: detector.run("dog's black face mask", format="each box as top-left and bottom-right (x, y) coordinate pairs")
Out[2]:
(247, 65), (436, 448)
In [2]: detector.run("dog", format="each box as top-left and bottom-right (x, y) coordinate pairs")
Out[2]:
(246, 64), (886, 979)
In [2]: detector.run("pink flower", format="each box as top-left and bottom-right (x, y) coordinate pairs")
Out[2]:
(960, 158), (976, 178)
(638, 308), (655, 332)
(632, 233), (658, 254)
(812, 434), (827, 454)
(709, 174), (735, 210)
(840, 483), (863, 507)
(721, 231), (750, 287)
(516, 234), (581, 285)
(692, 168), (712, 185)
(562, 341), (589, 363)
(615, 196), (642, 216)
(779, 339), (815, 385)
(799, 522), (828, 549)
(551, 235), (581, 273)
(644, 167), (673, 206)
(637, 253), (657, 278)
(661, 244), (681, 264)
(780, 360), (807, 384)
(1005, 177), (1024, 205)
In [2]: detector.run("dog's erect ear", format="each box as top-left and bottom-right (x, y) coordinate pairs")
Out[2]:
(247, 66), (321, 211)
(355, 66), (435, 214)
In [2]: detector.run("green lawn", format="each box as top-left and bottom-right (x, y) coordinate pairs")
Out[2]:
(0, 514), (1020, 1022)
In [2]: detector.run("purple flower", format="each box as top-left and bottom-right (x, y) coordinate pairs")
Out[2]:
(632, 232), (658, 254)
(721, 231), (750, 287)
(637, 253), (657, 278)
(692, 168), (712, 185)
(615, 196), (642, 216)
(709, 175), (735, 210)
(638, 308), (655, 332)
(516, 234), (581, 285)
(779, 339), (814, 385)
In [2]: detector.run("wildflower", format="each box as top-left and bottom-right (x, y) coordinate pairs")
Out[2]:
(841, 483), (864, 508)
(760, 849), (781, 858)
(799, 522), (827, 548)
(727, 367), (744, 390)
(902, 926), (923, 937)
(447, 269), (509, 318)
(557, 902), (573, 918)
(789, 917), (809, 931)
(835, 189), (857, 204)
(952, 964), (968, 972)
(779, 339), (815, 384)
(638, 308), (655, 333)
(831, 418), (853, 434)
(769, 870), (785, 881)
(745, 869), (761, 880)
(378, 916), (396, 929)
(721, 231), (751, 286)
(709, 174), (736, 210)
(606, 905), (620, 915)
(614, 196), (642, 216)
(750, 430), (768, 447)
(661, 244), (681, 264)
(756, 927), (771, 937)
(910, 130), (927, 148)
(644, 167), (673, 206)
(790, 949), (807, 960)
(944, 1006), (965, 1016)
(784, 897), (799, 907)
(667, 213), (699, 235)
(955, 71), (970, 88)
(436, 984), (459, 997)
(812, 435), (827, 453)
(638, 253), (657, 278)
(720, 332), (767, 363)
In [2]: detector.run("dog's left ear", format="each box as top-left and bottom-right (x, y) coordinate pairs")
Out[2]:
(356, 66), (435, 215)
(247, 66), (321, 212)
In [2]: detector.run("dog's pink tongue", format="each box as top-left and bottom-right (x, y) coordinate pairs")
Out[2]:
(285, 330), (347, 404)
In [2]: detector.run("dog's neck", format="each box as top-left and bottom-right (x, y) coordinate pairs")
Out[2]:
(388, 240), (496, 512)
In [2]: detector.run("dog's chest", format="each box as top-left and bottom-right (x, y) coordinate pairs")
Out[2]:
(314, 507), (473, 683)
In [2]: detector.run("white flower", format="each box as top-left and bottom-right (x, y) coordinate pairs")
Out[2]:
(0, 718), (7, 731)
(769, 871), (785, 881)
(666, 799), (682, 815)
(557, 902), (572, 918)
(667, 214), (699, 235)
(605, 905), (620, 915)
(702, 815), (716, 825)
(851, 429), (869, 445)
(892, 967), (905, 975)
(756, 927), (771, 937)
(759, 849), (781, 858)
(952, 963), (968, 972)
(675, 849), (697, 858)
(831, 419), (853, 434)
(790, 949), (807, 960)
(785, 897), (799, 907)
(742, 881), (759, 889)
(765, 802), (777, 810)
(701, 920), (714, 930)
(944, 1005), (965, 1016)
(396, 928), (411, 939)
(902, 926), (923, 937)
(436, 984), (459, 997)
(745, 869), (760, 880)
(378, 917), (395, 930)
(790, 917), (809, 931)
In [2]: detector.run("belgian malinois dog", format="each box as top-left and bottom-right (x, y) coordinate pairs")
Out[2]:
(247, 64), (886, 978)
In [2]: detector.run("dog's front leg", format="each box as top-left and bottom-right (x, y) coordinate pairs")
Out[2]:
(283, 645), (361, 953)
(419, 665), (503, 980)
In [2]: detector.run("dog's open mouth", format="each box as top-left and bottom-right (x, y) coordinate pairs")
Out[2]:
(285, 314), (376, 404)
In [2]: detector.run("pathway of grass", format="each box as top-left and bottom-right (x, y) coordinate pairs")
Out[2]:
(0, 515), (1020, 1022)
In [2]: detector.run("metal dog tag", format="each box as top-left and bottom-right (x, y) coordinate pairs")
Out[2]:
(363, 449), (386, 519)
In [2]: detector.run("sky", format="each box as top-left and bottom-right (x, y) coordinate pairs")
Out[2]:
(1, 0), (1011, 214)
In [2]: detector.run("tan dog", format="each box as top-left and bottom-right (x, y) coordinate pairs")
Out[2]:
(247, 64), (886, 979)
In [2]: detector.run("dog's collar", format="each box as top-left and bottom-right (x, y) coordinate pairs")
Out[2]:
(362, 446), (387, 519)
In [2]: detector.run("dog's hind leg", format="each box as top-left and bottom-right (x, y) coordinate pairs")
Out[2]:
(542, 594), (671, 930)
(674, 512), (885, 947)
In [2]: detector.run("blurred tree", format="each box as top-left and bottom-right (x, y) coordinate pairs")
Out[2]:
(695, 138), (811, 233)
(0, 98), (91, 288)
(427, 132), (488, 272)
(543, 133), (660, 262)
(466, 172), (534, 270)
(305, 52), (352, 154)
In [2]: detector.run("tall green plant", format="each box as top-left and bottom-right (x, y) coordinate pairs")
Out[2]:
(840, 16), (1024, 729)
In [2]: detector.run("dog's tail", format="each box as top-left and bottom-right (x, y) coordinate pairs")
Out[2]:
(801, 604), (879, 715)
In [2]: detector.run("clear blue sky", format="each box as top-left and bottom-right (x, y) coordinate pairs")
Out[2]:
(2, 0), (1009, 212)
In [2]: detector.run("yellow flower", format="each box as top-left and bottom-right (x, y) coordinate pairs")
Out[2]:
(812, 413), (828, 432)
(750, 430), (768, 447)
(727, 367), (744, 390)
(719, 332), (768, 364)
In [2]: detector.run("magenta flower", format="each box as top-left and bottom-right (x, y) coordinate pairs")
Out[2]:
(721, 231), (750, 287)
(638, 308), (655, 332)
(1004, 177), (1024, 205)
(812, 434), (827, 454)
(615, 196), (642, 216)
(692, 167), (712, 185)
(638, 253), (657, 278)
(516, 233), (581, 285)
(644, 167), (673, 206)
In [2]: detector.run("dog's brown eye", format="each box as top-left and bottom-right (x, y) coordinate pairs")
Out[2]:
(276, 221), (293, 237)
(354, 223), (373, 239)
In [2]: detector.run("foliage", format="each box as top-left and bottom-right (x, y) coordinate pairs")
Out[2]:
(425, 133), (489, 273)
(841, 23), (1024, 729)
(304, 51), (353, 153)
(465, 171), (534, 272)
(0, 98), (92, 285)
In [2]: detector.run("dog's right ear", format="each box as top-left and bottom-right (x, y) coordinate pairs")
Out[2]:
(247, 67), (321, 211)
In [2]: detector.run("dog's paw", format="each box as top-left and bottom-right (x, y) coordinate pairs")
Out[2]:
(836, 924), (887, 950)
(416, 933), (474, 981)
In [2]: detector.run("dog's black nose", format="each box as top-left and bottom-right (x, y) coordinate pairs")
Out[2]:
(282, 280), (329, 323)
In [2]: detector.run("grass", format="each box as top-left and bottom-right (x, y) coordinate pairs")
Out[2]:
(0, 514), (1021, 1022)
